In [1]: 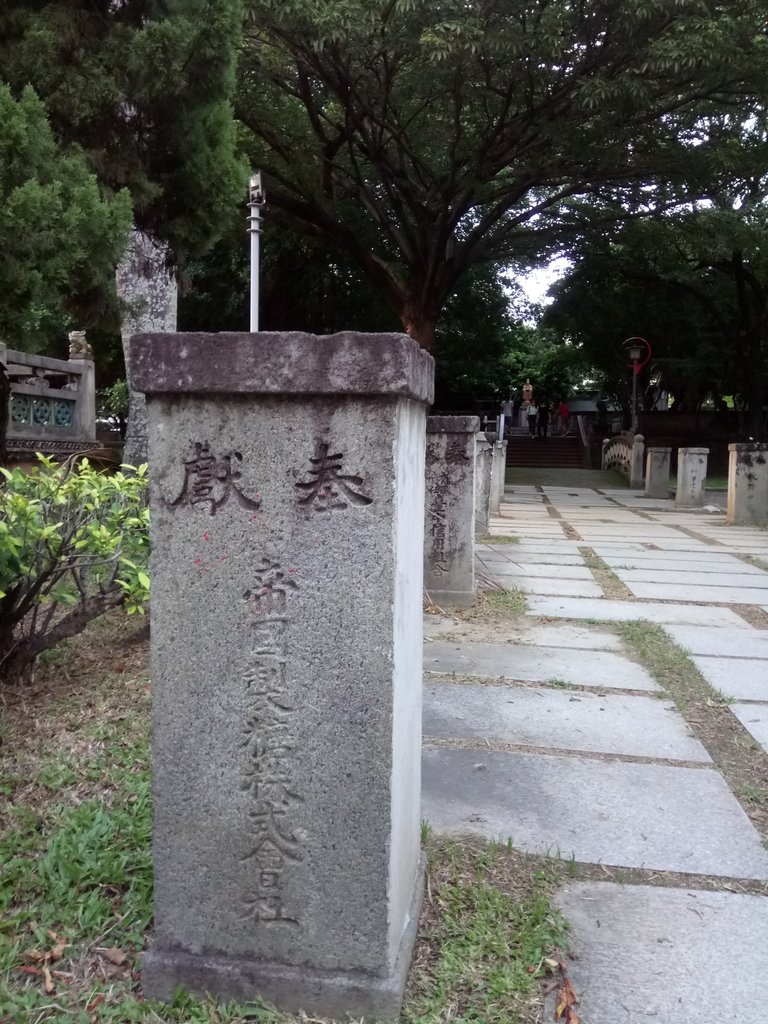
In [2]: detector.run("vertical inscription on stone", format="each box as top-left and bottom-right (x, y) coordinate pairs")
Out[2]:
(168, 440), (261, 515)
(295, 441), (372, 511)
(240, 559), (303, 926)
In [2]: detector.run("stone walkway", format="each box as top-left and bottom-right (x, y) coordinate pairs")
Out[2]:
(422, 483), (768, 1023)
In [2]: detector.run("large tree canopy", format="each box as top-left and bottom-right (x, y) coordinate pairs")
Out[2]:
(0, 85), (131, 351)
(237, 0), (768, 351)
(545, 114), (768, 434)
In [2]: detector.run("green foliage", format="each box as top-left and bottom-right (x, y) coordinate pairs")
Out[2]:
(0, 458), (149, 680)
(0, 84), (132, 351)
(0, 0), (246, 266)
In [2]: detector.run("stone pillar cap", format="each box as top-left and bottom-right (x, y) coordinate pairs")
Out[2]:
(633, 434), (644, 441)
(129, 331), (434, 403)
(427, 415), (481, 434)
(679, 447), (710, 454)
(647, 446), (672, 453)
(729, 442), (768, 452)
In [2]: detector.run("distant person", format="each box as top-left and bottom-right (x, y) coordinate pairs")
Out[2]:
(527, 400), (538, 437)
(537, 402), (550, 439)
(558, 398), (570, 435)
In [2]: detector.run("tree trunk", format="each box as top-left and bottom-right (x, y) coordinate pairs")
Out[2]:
(745, 328), (765, 439)
(400, 299), (438, 354)
(116, 229), (177, 467)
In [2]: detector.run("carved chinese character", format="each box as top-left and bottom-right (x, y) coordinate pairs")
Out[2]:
(168, 441), (260, 516)
(242, 805), (304, 862)
(243, 558), (299, 618)
(295, 442), (372, 511)
(445, 440), (470, 463)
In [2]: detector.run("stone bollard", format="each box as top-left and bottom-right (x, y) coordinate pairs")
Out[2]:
(130, 332), (433, 1019)
(727, 442), (768, 525)
(644, 446), (672, 499)
(601, 437), (610, 470)
(676, 447), (709, 507)
(474, 432), (494, 538)
(630, 434), (645, 488)
(489, 440), (508, 514)
(425, 416), (479, 608)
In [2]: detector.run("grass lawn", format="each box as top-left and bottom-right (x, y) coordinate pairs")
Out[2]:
(0, 613), (569, 1023)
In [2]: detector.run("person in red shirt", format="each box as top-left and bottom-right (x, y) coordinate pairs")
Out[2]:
(558, 399), (570, 435)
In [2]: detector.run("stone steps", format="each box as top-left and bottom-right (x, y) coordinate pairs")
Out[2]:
(505, 435), (582, 467)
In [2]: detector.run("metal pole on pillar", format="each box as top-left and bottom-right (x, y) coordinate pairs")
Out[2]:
(248, 172), (265, 332)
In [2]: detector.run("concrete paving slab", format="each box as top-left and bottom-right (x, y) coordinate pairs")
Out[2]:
(513, 624), (622, 650)
(493, 563), (595, 580)
(665, 625), (768, 659)
(422, 747), (768, 877)
(514, 578), (604, 598)
(625, 581), (768, 604)
(691, 656), (768, 701)
(600, 556), (766, 575)
(478, 550), (586, 566)
(731, 704), (768, 751)
(424, 641), (659, 690)
(552, 883), (768, 1024)
(617, 568), (768, 589)
(526, 595), (751, 627)
(424, 682), (711, 761)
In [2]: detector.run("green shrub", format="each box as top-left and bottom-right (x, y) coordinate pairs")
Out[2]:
(0, 457), (149, 681)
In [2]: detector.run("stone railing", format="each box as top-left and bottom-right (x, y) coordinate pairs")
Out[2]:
(1, 336), (96, 459)
(602, 432), (644, 487)
(601, 433), (633, 477)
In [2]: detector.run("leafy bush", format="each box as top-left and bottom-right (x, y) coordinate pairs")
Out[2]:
(0, 457), (149, 681)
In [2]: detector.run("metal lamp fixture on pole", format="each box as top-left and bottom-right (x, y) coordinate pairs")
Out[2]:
(248, 172), (265, 332)
(622, 337), (652, 435)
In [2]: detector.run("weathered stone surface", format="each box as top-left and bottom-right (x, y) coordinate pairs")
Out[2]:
(676, 447), (709, 508)
(424, 640), (659, 690)
(474, 433), (494, 538)
(552, 883), (768, 1024)
(135, 331), (431, 1018)
(630, 433), (644, 488)
(525, 596), (749, 626)
(422, 746), (768, 877)
(489, 440), (507, 514)
(117, 230), (178, 466)
(130, 331), (434, 403)
(424, 416), (479, 608)
(424, 682), (710, 761)
(727, 442), (768, 525)
(691, 656), (768, 701)
(731, 704), (768, 751)
(513, 577), (605, 597)
(644, 446), (672, 499)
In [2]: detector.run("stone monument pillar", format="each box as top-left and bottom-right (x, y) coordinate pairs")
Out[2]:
(630, 434), (645, 488)
(425, 416), (479, 608)
(130, 331), (433, 1019)
(474, 432), (494, 537)
(727, 442), (768, 525)
(490, 439), (508, 514)
(676, 447), (709, 508)
(644, 446), (672, 499)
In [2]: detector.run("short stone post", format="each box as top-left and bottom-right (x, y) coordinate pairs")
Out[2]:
(489, 440), (508, 514)
(630, 433), (645, 488)
(130, 332), (433, 1019)
(727, 442), (768, 525)
(676, 447), (709, 507)
(425, 416), (479, 608)
(474, 432), (493, 537)
(68, 332), (97, 443)
(644, 446), (672, 499)
(601, 437), (610, 470)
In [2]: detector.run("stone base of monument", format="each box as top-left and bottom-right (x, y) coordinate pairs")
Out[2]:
(142, 855), (426, 1019)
